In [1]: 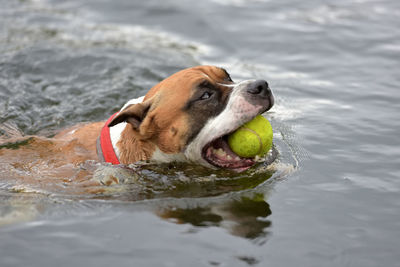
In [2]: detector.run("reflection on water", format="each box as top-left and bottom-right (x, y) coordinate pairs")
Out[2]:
(0, 188), (274, 242)
(159, 194), (271, 241)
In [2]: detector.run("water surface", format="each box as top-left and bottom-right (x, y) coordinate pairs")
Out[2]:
(1, 0), (400, 266)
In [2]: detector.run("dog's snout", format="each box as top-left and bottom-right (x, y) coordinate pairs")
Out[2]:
(246, 80), (271, 97)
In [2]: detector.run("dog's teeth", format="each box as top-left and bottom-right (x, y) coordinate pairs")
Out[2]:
(227, 155), (232, 160)
(215, 148), (226, 157)
(235, 156), (240, 161)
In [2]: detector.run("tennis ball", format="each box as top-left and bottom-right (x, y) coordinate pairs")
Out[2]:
(228, 115), (273, 158)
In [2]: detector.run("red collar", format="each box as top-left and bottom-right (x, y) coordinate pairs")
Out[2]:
(97, 112), (120, 165)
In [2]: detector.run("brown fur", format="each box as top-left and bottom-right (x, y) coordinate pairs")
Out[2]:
(117, 126), (156, 163)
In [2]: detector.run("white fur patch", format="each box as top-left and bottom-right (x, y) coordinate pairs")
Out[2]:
(120, 96), (145, 111)
(109, 122), (126, 158)
(109, 96), (145, 158)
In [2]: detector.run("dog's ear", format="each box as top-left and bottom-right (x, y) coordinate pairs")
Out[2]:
(108, 100), (152, 130)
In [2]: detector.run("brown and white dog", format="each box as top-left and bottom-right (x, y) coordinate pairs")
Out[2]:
(1, 66), (274, 181)
(98, 65), (274, 171)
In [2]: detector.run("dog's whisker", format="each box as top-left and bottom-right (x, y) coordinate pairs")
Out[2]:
(217, 83), (236, 88)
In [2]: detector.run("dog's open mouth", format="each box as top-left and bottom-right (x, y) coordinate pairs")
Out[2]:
(202, 135), (256, 172)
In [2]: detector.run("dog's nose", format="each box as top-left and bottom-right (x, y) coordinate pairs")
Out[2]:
(246, 80), (271, 98)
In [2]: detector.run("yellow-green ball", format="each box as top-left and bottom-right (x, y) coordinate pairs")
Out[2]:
(228, 115), (273, 158)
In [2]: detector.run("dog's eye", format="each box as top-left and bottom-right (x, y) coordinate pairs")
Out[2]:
(200, 91), (213, 100)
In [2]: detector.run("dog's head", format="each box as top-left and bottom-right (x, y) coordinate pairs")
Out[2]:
(109, 65), (274, 171)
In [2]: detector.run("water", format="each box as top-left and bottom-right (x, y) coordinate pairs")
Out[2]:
(1, 0), (400, 266)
